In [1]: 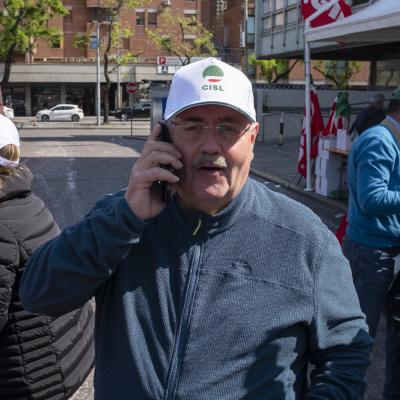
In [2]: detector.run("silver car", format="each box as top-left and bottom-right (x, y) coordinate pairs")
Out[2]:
(36, 104), (84, 122)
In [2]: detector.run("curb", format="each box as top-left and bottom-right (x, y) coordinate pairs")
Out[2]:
(250, 167), (347, 212)
(18, 125), (137, 130)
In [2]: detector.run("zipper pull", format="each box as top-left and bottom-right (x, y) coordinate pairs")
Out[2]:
(193, 219), (202, 236)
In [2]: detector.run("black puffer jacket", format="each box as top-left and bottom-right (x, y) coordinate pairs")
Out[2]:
(0, 166), (94, 400)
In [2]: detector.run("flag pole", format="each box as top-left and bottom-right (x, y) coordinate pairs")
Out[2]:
(304, 32), (312, 191)
(303, 0), (340, 191)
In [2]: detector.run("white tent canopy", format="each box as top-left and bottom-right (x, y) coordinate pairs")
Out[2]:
(302, 0), (400, 191)
(305, 0), (400, 45)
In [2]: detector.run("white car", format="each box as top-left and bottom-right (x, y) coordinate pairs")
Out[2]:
(3, 106), (14, 119)
(36, 104), (84, 122)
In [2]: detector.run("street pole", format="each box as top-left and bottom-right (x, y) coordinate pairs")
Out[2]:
(117, 42), (121, 109)
(303, 0), (340, 191)
(96, 21), (101, 127)
(243, 0), (248, 75)
(116, 18), (121, 109)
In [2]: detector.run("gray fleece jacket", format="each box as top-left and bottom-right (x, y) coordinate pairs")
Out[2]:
(20, 178), (372, 399)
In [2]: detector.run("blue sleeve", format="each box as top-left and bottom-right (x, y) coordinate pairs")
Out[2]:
(20, 194), (146, 316)
(356, 134), (400, 215)
(306, 230), (373, 399)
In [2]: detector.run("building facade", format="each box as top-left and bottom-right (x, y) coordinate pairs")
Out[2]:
(255, 0), (400, 87)
(1, 0), (204, 116)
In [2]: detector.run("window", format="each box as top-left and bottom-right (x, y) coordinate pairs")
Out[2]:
(263, 0), (271, 14)
(274, 0), (284, 10)
(184, 12), (197, 26)
(136, 11), (145, 26)
(148, 11), (157, 26)
(325, 60), (347, 80)
(90, 35), (98, 49)
(247, 16), (255, 44)
(64, 9), (72, 23)
(273, 12), (284, 27)
(262, 16), (271, 29)
(352, 0), (369, 5)
(50, 36), (61, 49)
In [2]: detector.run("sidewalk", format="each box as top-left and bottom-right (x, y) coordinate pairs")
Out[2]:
(14, 116), (142, 130)
(251, 136), (348, 211)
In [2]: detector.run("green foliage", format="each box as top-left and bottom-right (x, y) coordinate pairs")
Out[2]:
(314, 60), (362, 89)
(85, 0), (151, 122)
(248, 54), (295, 83)
(146, 9), (217, 65)
(0, 0), (67, 60)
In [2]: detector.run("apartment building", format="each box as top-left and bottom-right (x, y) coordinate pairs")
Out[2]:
(1, 0), (203, 116)
(201, 0), (255, 75)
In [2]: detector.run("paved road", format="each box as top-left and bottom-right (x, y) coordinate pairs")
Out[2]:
(20, 128), (384, 399)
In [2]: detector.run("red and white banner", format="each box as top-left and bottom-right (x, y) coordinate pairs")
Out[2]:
(301, 0), (352, 28)
(323, 92), (351, 136)
(297, 85), (325, 178)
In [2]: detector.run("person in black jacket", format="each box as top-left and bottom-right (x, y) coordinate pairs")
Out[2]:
(0, 114), (95, 400)
(352, 93), (386, 136)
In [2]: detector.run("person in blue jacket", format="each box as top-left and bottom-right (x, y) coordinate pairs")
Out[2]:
(343, 87), (400, 400)
(20, 58), (372, 400)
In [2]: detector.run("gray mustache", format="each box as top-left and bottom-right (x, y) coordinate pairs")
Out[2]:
(193, 155), (228, 169)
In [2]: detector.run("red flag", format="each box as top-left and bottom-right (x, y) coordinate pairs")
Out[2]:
(297, 85), (325, 178)
(335, 214), (348, 245)
(322, 92), (351, 136)
(301, 0), (352, 28)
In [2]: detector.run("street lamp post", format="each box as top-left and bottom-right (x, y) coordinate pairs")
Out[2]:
(117, 34), (121, 109)
(243, 0), (248, 75)
(96, 21), (101, 126)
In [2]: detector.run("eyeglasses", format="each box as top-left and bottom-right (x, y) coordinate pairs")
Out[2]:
(168, 120), (252, 141)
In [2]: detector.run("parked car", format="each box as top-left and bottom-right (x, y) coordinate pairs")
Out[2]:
(36, 104), (84, 122)
(114, 103), (150, 121)
(3, 106), (14, 119)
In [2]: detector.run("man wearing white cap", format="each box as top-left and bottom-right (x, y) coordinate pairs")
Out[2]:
(21, 58), (372, 399)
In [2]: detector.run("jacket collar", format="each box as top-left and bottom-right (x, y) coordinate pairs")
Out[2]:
(381, 116), (400, 146)
(170, 179), (254, 237)
(0, 166), (32, 202)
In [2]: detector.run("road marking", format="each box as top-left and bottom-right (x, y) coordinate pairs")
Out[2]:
(35, 172), (67, 228)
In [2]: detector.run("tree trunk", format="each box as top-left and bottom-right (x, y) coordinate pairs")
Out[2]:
(103, 53), (110, 123)
(1, 45), (16, 92)
(369, 61), (377, 87)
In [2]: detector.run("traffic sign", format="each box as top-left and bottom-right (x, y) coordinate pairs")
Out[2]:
(157, 56), (166, 65)
(126, 82), (137, 94)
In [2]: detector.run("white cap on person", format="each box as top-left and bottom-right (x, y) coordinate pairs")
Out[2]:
(0, 114), (20, 168)
(164, 57), (256, 122)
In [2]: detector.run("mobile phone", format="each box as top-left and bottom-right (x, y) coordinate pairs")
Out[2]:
(158, 120), (173, 204)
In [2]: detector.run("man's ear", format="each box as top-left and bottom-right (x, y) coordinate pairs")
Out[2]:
(250, 122), (260, 144)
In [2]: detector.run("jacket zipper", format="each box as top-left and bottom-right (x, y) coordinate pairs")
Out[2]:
(163, 219), (203, 399)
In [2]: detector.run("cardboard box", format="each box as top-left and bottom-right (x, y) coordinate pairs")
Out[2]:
(318, 149), (330, 160)
(318, 137), (337, 152)
(336, 129), (352, 151)
(315, 176), (341, 196)
(317, 155), (342, 178)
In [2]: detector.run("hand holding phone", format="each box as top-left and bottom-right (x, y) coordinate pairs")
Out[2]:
(124, 121), (181, 221)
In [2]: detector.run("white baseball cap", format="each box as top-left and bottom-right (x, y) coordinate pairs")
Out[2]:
(0, 114), (20, 168)
(164, 57), (256, 122)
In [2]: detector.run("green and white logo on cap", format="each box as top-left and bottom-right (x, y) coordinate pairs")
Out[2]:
(202, 65), (224, 83)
